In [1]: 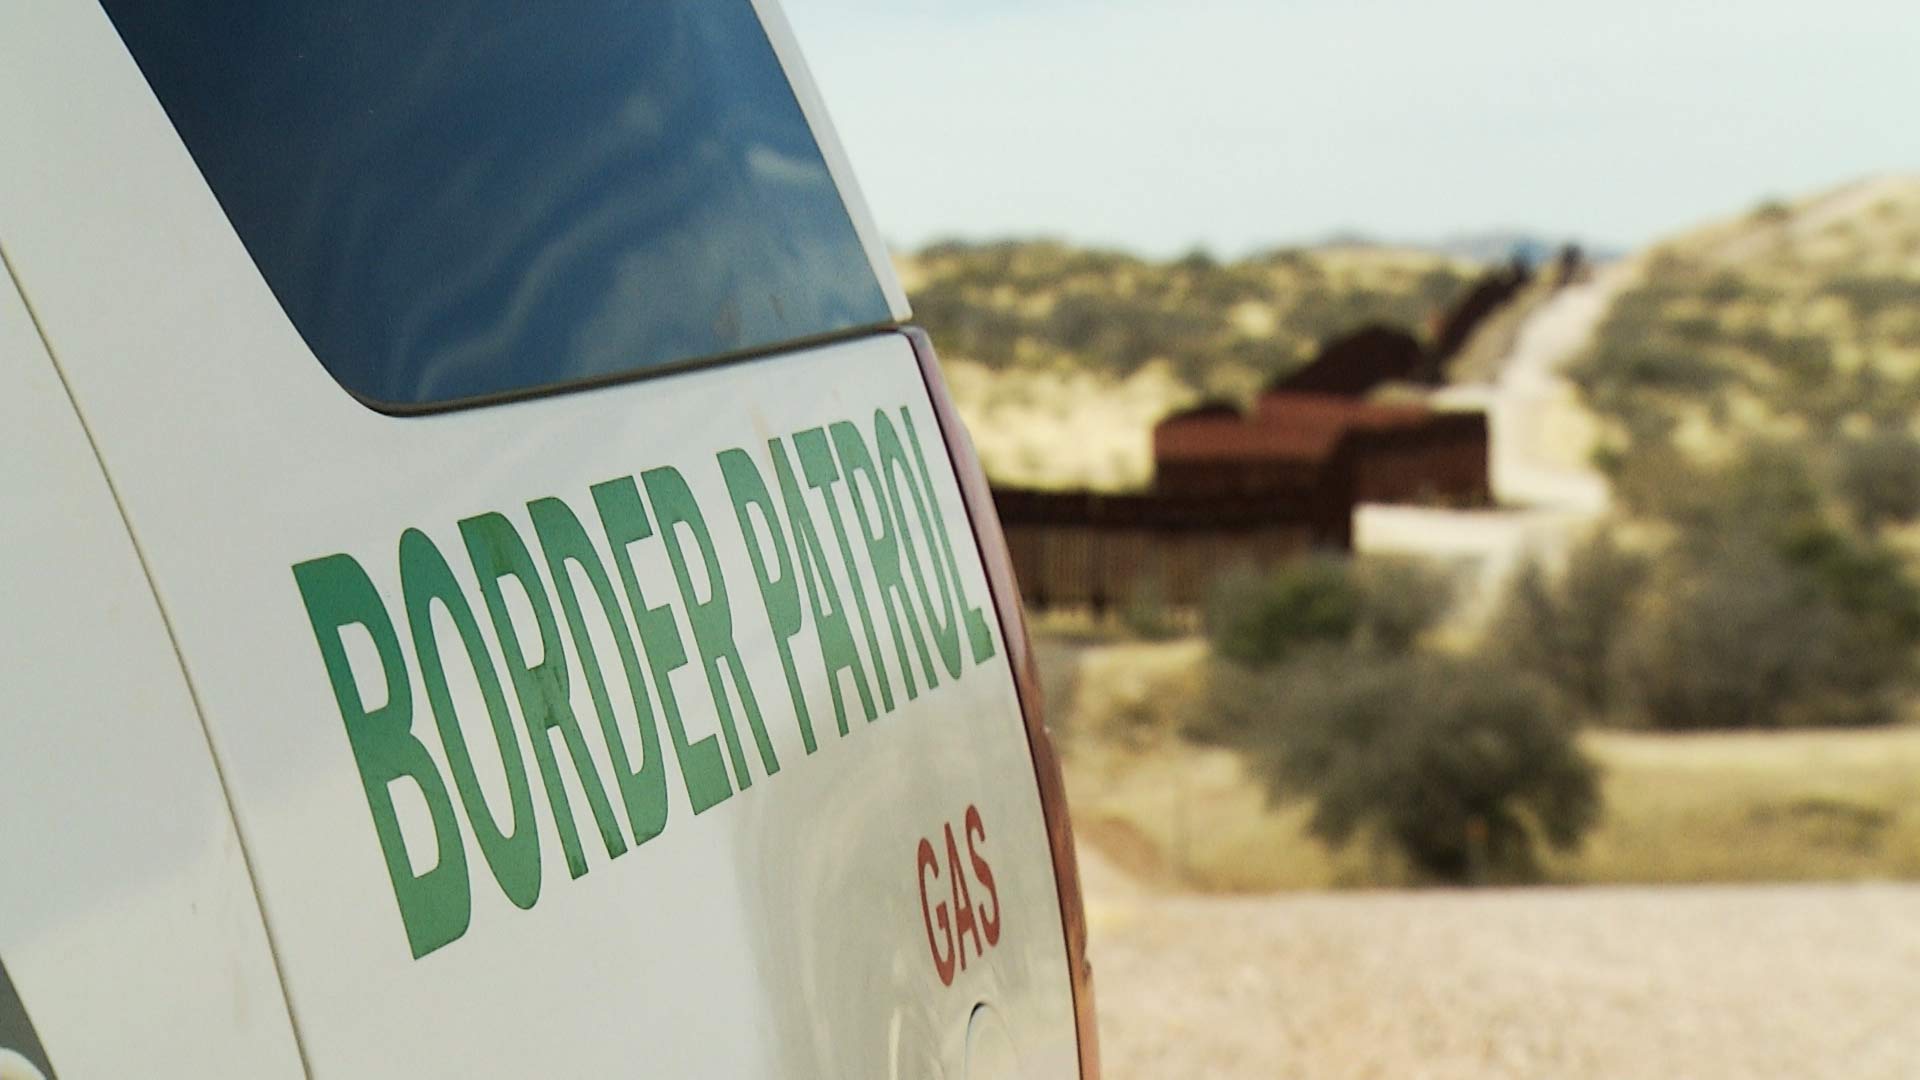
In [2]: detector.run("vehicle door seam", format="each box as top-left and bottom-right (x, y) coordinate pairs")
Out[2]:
(0, 240), (317, 1079)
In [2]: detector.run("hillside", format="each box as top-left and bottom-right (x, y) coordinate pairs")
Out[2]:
(903, 240), (1481, 489)
(1571, 176), (1920, 526)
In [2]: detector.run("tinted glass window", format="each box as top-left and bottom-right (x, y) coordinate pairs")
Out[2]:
(101, 1), (893, 408)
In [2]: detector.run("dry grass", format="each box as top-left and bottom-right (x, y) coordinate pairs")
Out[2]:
(1550, 728), (1920, 883)
(1578, 175), (1920, 474)
(1049, 636), (1920, 891)
(904, 239), (1483, 489)
(944, 358), (1193, 491)
(1050, 637), (1375, 890)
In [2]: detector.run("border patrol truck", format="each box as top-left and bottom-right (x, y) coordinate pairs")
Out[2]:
(0, 2), (1096, 1076)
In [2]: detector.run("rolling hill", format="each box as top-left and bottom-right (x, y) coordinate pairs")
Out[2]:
(903, 240), (1481, 489)
(1570, 175), (1920, 525)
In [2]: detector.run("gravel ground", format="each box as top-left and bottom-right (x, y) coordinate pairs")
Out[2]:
(1081, 851), (1920, 1078)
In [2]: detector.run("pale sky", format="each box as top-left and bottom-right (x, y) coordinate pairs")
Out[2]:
(783, 0), (1919, 257)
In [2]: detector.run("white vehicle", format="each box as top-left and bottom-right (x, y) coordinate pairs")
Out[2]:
(0, 2), (1095, 1076)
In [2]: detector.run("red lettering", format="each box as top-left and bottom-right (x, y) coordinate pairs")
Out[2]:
(916, 806), (1006, 985)
(965, 804), (1000, 946)
(917, 837), (955, 985)
(945, 822), (981, 967)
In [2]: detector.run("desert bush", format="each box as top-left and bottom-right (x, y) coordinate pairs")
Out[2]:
(1415, 266), (1472, 309)
(1836, 430), (1920, 531)
(1822, 274), (1920, 320)
(1776, 525), (1920, 725)
(1665, 440), (1825, 544)
(1205, 651), (1600, 883)
(1608, 442), (1920, 732)
(1603, 439), (1712, 520)
(1748, 332), (1834, 381)
(1205, 557), (1361, 668)
(909, 286), (1026, 367)
(1666, 315), (1721, 344)
(1628, 540), (1827, 730)
(1779, 524), (1920, 640)
(1578, 340), (1733, 399)
(1492, 530), (1650, 719)
(1700, 270), (1755, 305)
(1119, 572), (1182, 641)
(1205, 555), (1454, 666)
(1353, 556), (1457, 653)
(1045, 292), (1222, 374)
(1627, 533), (1915, 730)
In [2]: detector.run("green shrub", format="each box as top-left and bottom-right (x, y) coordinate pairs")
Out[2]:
(1492, 531), (1650, 719)
(1119, 572), (1182, 641)
(1665, 440), (1825, 544)
(1837, 431), (1920, 531)
(1205, 651), (1600, 883)
(1701, 270), (1755, 304)
(1353, 556), (1457, 653)
(1205, 555), (1457, 667)
(1779, 524), (1920, 642)
(1821, 274), (1920, 320)
(1627, 535), (1914, 730)
(1205, 557), (1361, 667)
(1628, 540), (1822, 730)
(1604, 440), (1704, 519)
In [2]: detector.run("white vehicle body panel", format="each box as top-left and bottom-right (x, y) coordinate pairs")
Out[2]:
(0, 1), (1076, 1076)
(0, 262), (305, 1075)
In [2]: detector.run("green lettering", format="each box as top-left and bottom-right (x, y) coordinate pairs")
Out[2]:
(529, 497), (669, 847)
(794, 426), (897, 713)
(461, 512), (626, 879)
(293, 553), (469, 959)
(590, 476), (732, 814)
(873, 410), (963, 681)
(644, 466), (779, 788)
(899, 407), (997, 663)
(770, 436), (878, 735)
(398, 530), (541, 911)
(718, 448), (815, 754)
(832, 420), (938, 701)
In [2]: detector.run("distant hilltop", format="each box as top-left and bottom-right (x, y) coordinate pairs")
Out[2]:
(1310, 229), (1625, 266)
(1572, 173), (1920, 518)
(896, 238), (1484, 394)
(902, 174), (1920, 492)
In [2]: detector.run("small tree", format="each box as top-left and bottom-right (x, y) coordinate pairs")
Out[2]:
(1210, 652), (1600, 883)
(1205, 554), (1455, 667)
(1626, 533), (1915, 730)
(1674, 439), (1825, 545)
(1354, 555), (1457, 654)
(1492, 530), (1650, 719)
(1204, 556), (1361, 668)
(1837, 430), (1920, 532)
(1627, 540), (1821, 730)
(1120, 571), (1181, 641)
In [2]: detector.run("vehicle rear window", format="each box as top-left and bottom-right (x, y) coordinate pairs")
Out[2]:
(100, 1), (894, 409)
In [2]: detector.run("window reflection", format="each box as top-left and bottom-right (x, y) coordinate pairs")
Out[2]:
(102, 0), (891, 406)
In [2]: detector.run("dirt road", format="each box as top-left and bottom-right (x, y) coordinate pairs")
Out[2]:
(1355, 265), (1629, 622)
(1082, 848), (1920, 1078)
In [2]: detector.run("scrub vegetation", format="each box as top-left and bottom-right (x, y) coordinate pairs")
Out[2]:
(1049, 636), (1920, 891)
(1185, 556), (1599, 884)
(1028, 176), (1920, 890)
(900, 240), (1479, 490)
(1573, 176), (1920, 533)
(1539, 179), (1920, 734)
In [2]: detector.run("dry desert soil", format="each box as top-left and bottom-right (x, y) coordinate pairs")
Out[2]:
(1080, 849), (1920, 1079)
